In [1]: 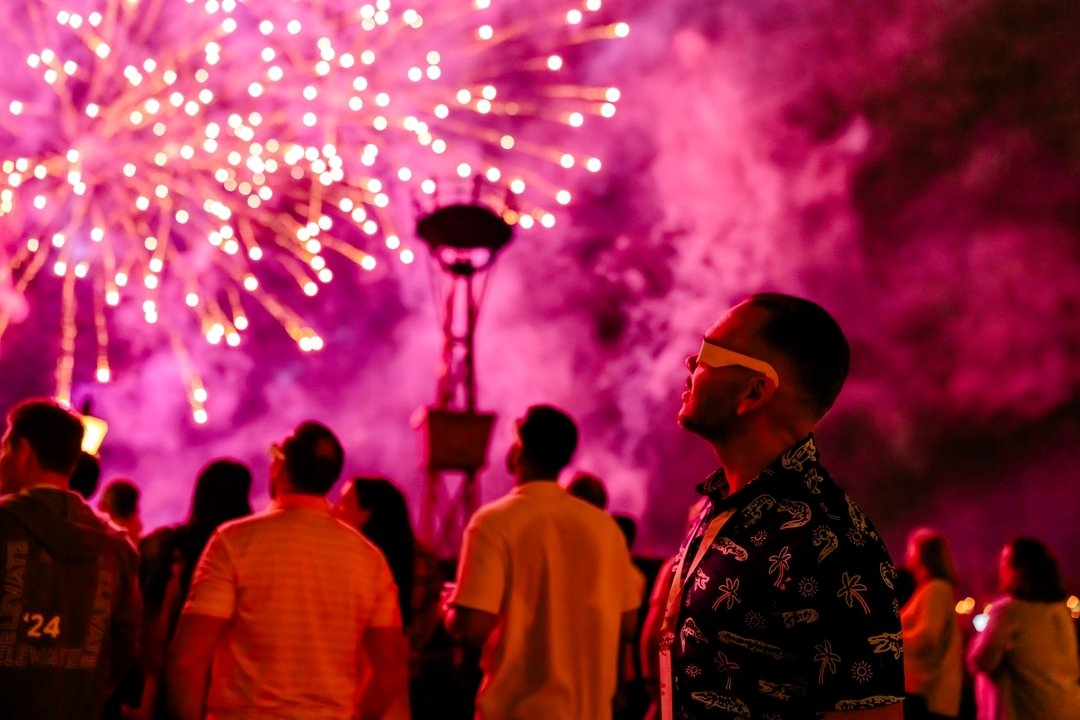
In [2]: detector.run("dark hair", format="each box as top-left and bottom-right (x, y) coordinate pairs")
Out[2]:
(69, 451), (102, 499)
(518, 405), (578, 477)
(101, 479), (140, 519)
(567, 472), (608, 509)
(190, 459), (253, 529)
(907, 527), (958, 586)
(745, 293), (850, 418)
(613, 513), (637, 550)
(283, 421), (344, 495)
(1004, 536), (1067, 603)
(6, 399), (85, 476)
(349, 476), (416, 626)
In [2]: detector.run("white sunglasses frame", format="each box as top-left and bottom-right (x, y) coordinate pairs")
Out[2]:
(696, 338), (780, 389)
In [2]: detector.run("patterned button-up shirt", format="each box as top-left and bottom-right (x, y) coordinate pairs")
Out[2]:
(670, 435), (904, 719)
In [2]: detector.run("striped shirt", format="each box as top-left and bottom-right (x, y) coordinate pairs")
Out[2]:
(183, 494), (401, 720)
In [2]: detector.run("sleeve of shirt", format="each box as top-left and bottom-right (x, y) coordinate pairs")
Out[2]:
(901, 581), (955, 660)
(181, 530), (237, 619)
(786, 524), (904, 712)
(451, 513), (506, 615)
(967, 599), (1015, 675)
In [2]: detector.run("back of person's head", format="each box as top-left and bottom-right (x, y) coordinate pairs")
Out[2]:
(745, 293), (850, 419)
(517, 405), (578, 478)
(566, 471), (608, 509)
(1004, 536), (1067, 602)
(100, 479), (140, 520)
(906, 527), (958, 586)
(190, 458), (253, 528)
(69, 451), (102, 499)
(5, 399), (85, 476)
(283, 421), (344, 495)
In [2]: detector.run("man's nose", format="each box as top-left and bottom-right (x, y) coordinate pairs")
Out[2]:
(685, 354), (698, 371)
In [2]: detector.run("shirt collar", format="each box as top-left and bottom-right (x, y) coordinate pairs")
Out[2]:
(510, 480), (565, 497)
(269, 493), (331, 512)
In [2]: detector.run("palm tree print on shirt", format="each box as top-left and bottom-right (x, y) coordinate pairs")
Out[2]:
(814, 639), (841, 684)
(837, 572), (870, 613)
(768, 546), (792, 589)
(711, 577), (741, 611)
(713, 651), (740, 690)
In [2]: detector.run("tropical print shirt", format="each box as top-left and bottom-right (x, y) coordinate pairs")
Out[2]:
(669, 435), (904, 719)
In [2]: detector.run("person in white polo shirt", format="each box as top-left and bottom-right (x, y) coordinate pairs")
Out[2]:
(167, 421), (406, 720)
(445, 405), (643, 720)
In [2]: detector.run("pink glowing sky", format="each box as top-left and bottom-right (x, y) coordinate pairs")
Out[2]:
(2, 0), (1079, 600)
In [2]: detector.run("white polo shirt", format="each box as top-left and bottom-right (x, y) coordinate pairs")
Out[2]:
(183, 494), (400, 720)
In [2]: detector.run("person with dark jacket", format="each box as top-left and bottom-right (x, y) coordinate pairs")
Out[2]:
(0, 399), (141, 720)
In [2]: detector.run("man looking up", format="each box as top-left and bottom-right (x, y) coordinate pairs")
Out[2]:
(445, 404), (643, 719)
(663, 293), (903, 719)
(168, 420), (406, 720)
(0, 399), (141, 720)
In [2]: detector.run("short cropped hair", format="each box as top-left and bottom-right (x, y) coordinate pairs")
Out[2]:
(6, 399), (85, 476)
(282, 421), (344, 496)
(518, 405), (578, 478)
(566, 472), (608, 509)
(101, 479), (140, 520)
(746, 293), (850, 418)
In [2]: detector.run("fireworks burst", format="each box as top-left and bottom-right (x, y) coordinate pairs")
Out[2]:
(0, 0), (628, 422)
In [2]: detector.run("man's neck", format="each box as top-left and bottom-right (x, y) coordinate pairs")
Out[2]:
(515, 469), (556, 485)
(23, 473), (71, 493)
(710, 424), (803, 494)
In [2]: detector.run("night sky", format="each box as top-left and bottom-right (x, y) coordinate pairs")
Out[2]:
(2, 0), (1078, 602)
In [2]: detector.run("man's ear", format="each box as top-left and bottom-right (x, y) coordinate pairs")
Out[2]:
(736, 376), (776, 415)
(14, 437), (35, 466)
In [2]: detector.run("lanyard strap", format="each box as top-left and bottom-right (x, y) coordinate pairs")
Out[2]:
(658, 506), (735, 720)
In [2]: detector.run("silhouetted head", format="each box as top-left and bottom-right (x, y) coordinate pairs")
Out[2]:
(0, 399), (84, 495)
(999, 536), (1067, 603)
(271, 421), (344, 496)
(100, 478), (142, 539)
(190, 458), (253, 528)
(566, 471), (608, 509)
(506, 405), (578, 481)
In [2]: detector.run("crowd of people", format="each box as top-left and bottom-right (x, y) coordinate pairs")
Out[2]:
(0, 292), (1076, 720)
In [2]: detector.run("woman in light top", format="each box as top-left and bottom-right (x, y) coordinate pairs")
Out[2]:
(968, 536), (1080, 720)
(900, 528), (963, 720)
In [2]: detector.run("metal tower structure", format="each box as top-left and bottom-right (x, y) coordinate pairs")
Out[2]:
(415, 183), (513, 555)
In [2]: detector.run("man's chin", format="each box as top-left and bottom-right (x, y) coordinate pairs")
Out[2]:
(677, 406), (701, 434)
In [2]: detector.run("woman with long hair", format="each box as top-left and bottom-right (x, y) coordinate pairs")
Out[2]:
(137, 459), (253, 719)
(335, 476), (416, 720)
(968, 536), (1080, 720)
(900, 528), (963, 720)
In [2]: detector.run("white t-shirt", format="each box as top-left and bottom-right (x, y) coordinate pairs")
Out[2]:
(452, 481), (644, 720)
